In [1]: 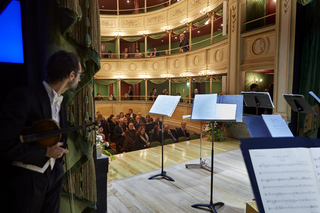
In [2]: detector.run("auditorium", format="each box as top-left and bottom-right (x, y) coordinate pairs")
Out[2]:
(0, 0), (319, 213)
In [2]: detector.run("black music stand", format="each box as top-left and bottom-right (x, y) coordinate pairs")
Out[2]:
(148, 95), (181, 182)
(241, 92), (274, 115)
(189, 94), (243, 213)
(283, 94), (317, 136)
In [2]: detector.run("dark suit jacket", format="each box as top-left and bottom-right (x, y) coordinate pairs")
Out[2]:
(149, 92), (157, 101)
(151, 132), (162, 142)
(153, 121), (163, 128)
(114, 125), (125, 144)
(0, 83), (68, 203)
(179, 38), (189, 52)
(153, 52), (159, 57)
(176, 127), (190, 138)
(164, 129), (178, 142)
(128, 90), (133, 100)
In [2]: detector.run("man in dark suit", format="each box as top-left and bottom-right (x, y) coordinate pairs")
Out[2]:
(149, 88), (157, 101)
(153, 46), (159, 57)
(109, 117), (118, 142)
(129, 108), (136, 120)
(176, 122), (190, 139)
(191, 88), (198, 104)
(0, 50), (82, 213)
(114, 119), (126, 153)
(128, 86), (133, 100)
(153, 117), (163, 129)
(164, 125), (178, 142)
(137, 112), (146, 125)
(179, 33), (189, 52)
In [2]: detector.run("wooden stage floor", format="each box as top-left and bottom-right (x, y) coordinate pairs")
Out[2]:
(107, 138), (253, 212)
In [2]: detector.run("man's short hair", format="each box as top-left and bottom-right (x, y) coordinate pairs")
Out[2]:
(126, 113), (130, 116)
(129, 109), (133, 112)
(153, 88), (156, 91)
(176, 93), (180, 95)
(46, 50), (81, 82)
(251, 84), (258, 91)
(97, 93), (101, 95)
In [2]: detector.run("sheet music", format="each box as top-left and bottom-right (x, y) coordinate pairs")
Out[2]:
(215, 104), (236, 120)
(310, 148), (320, 190)
(262, 114), (293, 137)
(182, 115), (191, 119)
(309, 91), (320, 104)
(249, 148), (320, 213)
(149, 95), (181, 117)
(191, 94), (217, 120)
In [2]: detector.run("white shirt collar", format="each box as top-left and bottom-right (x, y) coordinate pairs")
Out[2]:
(42, 80), (63, 104)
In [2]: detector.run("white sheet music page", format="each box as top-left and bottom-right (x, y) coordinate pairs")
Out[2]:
(309, 148), (320, 190)
(215, 104), (236, 121)
(249, 148), (320, 213)
(148, 95), (181, 117)
(261, 114), (293, 137)
(191, 94), (217, 120)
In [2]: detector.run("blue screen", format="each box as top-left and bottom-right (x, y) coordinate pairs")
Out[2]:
(0, 0), (24, 63)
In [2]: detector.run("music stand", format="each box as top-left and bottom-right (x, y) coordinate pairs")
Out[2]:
(189, 94), (243, 213)
(147, 95), (181, 182)
(241, 92), (274, 115)
(283, 94), (317, 136)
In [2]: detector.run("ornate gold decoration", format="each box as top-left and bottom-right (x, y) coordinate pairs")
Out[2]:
(170, 7), (186, 19)
(214, 49), (222, 63)
(147, 15), (165, 26)
(152, 62), (159, 70)
(102, 63), (111, 72)
(252, 38), (266, 55)
(284, 0), (290, 14)
(100, 20), (116, 28)
(174, 59), (181, 69)
(121, 19), (142, 28)
(129, 63), (137, 71)
(193, 55), (200, 66)
(190, 0), (206, 9)
(231, 5), (237, 33)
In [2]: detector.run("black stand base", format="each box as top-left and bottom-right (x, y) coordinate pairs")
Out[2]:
(191, 202), (224, 213)
(148, 171), (174, 181)
(185, 160), (211, 171)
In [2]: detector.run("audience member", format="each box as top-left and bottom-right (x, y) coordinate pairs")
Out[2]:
(96, 111), (100, 119)
(129, 108), (136, 119)
(264, 85), (269, 92)
(108, 114), (114, 125)
(191, 88), (198, 104)
(134, 116), (140, 130)
(251, 84), (259, 92)
(152, 125), (162, 142)
(107, 50), (115, 59)
(145, 117), (154, 136)
(109, 117), (117, 141)
(153, 117), (162, 128)
(176, 121), (190, 139)
(119, 112), (125, 118)
(164, 124), (178, 142)
(123, 93), (129, 100)
(95, 93), (104, 100)
(179, 33), (189, 52)
(124, 122), (138, 151)
(162, 89), (168, 95)
(97, 114), (110, 140)
(116, 115), (120, 122)
(176, 93), (184, 102)
(125, 113), (131, 120)
(128, 117), (135, 125)
(123, 118), (128, 130)
(135, 48), (143, 58)
(122, 47), (129, 58)
(109, 93), (116, 101)
(165, 50), (169, 56)
(136, 126), (150, 149)
(149, 88), (157, 101)
(153, 46), (159, 57)
(114, 119), (126, 153)
(128, 86), (133, 100)
(146, 115), (151, 123)
(137, 112), (146, 124)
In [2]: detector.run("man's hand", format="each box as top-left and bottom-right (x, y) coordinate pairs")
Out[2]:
(147, 142), (150, 147)
(46, 142), (69, 159)
(122, 132), (125, 136)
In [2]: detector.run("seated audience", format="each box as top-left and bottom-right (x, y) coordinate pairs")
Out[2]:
(124, 122), (138, 151)
(114, 119), (126, 153)
(176, 93), (184, 102)
(96, 114), (110, 140)
(128, 108), (137, 119)
(109, 117), (117, 141)
(135, 48), (143, 58)
(165, 50), (169, 56)
(153, 117), (162, 128)
(145, 115), (151, 123)
(134, 116), (140, 130)
(162, 89), (168, 95)
(120, 112), (125, 118)
(145, 118), (154, 136)
(125, 113), (131, 120)
(95, 93), (104, 100)
(152, 125), (162, 142)
(123, 118), (128, 130)
(164, 124), (178, 142)
(116, 115), (120, 122)
(123, 93), (129, 100)
(137, 112), (146, 124)
(96, 111), (100, 119)
(136, 126), (150, 149)
(108, 114), (114, 125)
(176, 121), (190, 139)
(109, 93), (116, 101)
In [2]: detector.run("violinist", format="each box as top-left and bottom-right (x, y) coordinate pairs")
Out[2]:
(0, 50), (82, 213)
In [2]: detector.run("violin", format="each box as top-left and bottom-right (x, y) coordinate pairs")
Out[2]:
(20, 119), (98, 148)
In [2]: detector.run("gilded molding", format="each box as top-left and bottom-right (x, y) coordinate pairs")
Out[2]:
(214, 49), (222, 63)
(121, 19), (142, 28)
(100, 20), (116, 28)
(189, 0), (206, 9)
(193, 55), (200, 66)
(102, 63), (111, 72)
(231, 5), (237, 33)
(147, 14), (165, 26)
(174, 59), (181, 69)
(252, 38), (266, 55)
(284, 0), (290, 14)
(129, 63), (137, 71)
(170, 7), (186, 19)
